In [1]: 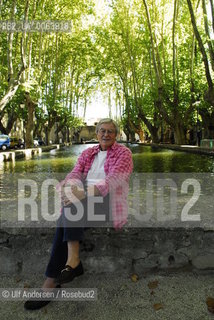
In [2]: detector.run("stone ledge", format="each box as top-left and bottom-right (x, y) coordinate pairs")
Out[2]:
(0, 144), (63, 162)
(0, 228), (214, 275)
(139, 142), (214, 156)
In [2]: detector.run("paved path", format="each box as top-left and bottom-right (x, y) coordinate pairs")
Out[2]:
(1, 271), (214, 320)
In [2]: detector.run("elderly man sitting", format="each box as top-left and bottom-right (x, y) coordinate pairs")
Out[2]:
(24, 118), (133, 310)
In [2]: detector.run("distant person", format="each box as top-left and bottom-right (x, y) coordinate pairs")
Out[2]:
(170, 131), (175, 144)
(197, 129), (202, 146)
(24, 118), (133, 310)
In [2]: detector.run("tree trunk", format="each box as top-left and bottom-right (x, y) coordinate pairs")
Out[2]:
(83, 96), (87, 120)
(67, 127), (70, 143)
(174, 123), (186, 144)
(202, 0), (214, 71)
(25, 93), (37, 148)
(46, 127), (51, 145)
(137, 129), (144, 142)
(210, 0), (214, 33)
(200, 108), (214, 138)
(0, 0), (26, 112)
(150, 127), (160, 143)
(187, 0), (214, 105)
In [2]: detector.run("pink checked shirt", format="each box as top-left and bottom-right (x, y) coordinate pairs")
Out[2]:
(60, 142), (133, 229)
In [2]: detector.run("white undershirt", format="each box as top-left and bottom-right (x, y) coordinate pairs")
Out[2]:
(86, 150), (107, 186)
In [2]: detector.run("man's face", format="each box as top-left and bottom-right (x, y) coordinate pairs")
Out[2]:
(97, 123), (117, 150)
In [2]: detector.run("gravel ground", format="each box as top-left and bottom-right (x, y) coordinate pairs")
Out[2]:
(1, 271), (214, 320)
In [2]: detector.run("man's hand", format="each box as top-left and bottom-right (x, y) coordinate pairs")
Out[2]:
(62, 185), (86, 206)
(87, 185), (101, 197)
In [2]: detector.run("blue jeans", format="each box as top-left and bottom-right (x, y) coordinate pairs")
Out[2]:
(45, 195), (110, 278)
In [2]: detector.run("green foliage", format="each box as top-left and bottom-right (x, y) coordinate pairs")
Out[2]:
(0, 0), (213, 142)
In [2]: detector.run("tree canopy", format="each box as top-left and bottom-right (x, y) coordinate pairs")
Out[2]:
(0, 0), (214, 145)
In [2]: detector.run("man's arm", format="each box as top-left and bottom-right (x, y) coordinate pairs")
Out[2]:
(56, 151), (87, 205)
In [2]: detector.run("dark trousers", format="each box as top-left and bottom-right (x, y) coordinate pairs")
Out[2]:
(45, 195), (111, 278)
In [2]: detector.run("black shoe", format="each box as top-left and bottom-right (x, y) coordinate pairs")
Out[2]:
(24, 285), (61, 310)
(24, 299), (51, 310)
(57, 261), (84, 284)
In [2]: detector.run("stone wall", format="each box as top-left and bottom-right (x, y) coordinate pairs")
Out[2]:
(79, 126), (96, 141)
(1, 228), (214, 275)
